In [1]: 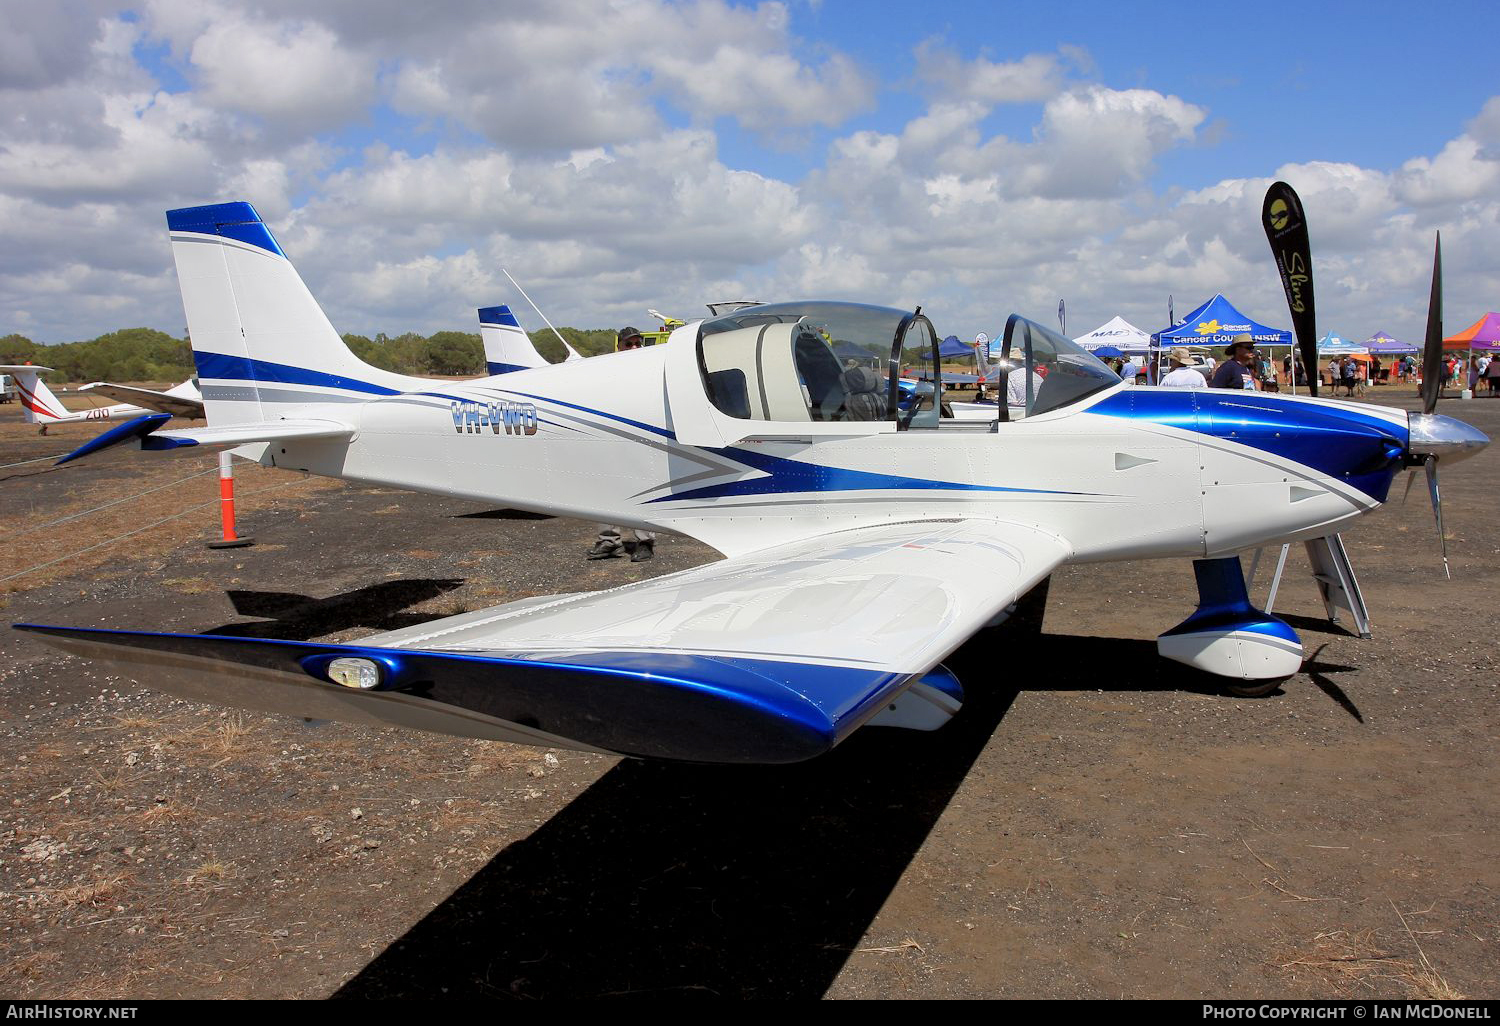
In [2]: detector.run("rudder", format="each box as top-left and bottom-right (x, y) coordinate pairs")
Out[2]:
(2, 366), (67, 425)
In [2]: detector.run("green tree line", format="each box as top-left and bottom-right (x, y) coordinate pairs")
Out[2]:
(0, 325), (624, 382)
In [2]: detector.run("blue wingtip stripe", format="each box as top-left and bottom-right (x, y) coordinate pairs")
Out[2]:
(12, 624), (918, 763)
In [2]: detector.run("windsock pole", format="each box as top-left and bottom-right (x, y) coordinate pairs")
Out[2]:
(207, 450), (254, 549)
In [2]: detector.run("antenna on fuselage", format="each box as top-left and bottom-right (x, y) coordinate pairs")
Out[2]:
(500, 268), (582, 361)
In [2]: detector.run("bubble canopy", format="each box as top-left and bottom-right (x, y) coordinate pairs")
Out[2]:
(695, 302), (1119, 426)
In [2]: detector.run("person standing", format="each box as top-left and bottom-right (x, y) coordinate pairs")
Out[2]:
(1160, 348), (1206, 388)
(1209, 335), (1257, 389)
(587, 327), (657, 562)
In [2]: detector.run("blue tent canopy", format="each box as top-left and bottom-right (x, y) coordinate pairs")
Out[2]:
(832, 339), (881, 363)
(1151, 294), (1291, 347)
(919, 336), (976, 360)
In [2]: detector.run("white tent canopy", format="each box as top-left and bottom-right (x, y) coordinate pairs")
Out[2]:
(1316, 332), (1369, 355)
(1074, 315), (1152, 355)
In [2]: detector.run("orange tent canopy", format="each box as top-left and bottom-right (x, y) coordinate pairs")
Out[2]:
(1443, 312), (1500, 349)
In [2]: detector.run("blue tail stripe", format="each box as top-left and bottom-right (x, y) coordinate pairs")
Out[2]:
(165, 202), (284, 257)
(193, 352), (401, 397)
(477, 306), (521, 327)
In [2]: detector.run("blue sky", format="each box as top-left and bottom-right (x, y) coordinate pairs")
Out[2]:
(2, 0), (1497, 344)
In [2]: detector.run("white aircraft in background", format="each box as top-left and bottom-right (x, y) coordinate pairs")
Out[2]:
(15, 200), (1488, 765)
(1, 364), (203, 434)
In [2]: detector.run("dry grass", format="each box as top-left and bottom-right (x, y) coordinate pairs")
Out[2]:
(0, 425), (340, 595)
(206, 713), (252, 755)
(41, 872), (133, 910)
(139, 799), (198, 825)
(191, 859), (230, 881)
(160, 577), (216, 594)
(1277, 907), (1467, 999)
(0, 949), (64, 991)
(464, 740), (534, 775)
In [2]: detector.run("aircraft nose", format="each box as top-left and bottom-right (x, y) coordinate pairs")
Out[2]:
(1408, 412), (1490, 466)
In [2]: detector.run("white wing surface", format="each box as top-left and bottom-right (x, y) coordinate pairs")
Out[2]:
(19, 519), (1069, 763)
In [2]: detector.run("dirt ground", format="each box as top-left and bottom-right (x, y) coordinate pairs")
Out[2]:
(0, 386), (1496, 1000)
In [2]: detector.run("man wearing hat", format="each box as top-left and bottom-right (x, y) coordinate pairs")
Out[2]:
(1209, 334), (1258, 390)
(616, 325), (644, 352)
(1160, 348), (1206, 389)
(587, 326), (657, 561)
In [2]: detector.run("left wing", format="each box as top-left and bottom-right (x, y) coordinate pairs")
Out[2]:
(16, 519), (1069, 764)
(78, 381), (204, 418)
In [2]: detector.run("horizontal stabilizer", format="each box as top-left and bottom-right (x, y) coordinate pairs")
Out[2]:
(55, 413), (172, 465)
(141, 419), (354, 451)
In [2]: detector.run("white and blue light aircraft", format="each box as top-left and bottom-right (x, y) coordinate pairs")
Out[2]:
(16, 202), (1488, 765)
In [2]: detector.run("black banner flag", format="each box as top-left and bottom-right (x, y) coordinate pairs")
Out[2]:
(1262, 181), (1317, 395)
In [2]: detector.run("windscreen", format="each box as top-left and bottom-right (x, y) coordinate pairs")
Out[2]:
(1003, 316), (1121, 416)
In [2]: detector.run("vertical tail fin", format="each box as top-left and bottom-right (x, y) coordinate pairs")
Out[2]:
(2, 365), (67, 424)
(166, 202), (417, 425)
(478, 306), (548, 374)
(478, 305), (582, 373)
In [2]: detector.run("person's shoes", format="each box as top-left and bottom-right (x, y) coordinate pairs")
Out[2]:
(630, 540), (654, 562)
(587, 540), (622, 560)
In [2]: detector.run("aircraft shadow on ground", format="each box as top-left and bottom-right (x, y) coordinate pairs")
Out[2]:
(334, 627), (1029, 1000)
(1275, 611), (1360, 639)
(456, 508), (556, 521)
(327, 581), (1347, 998)
(202, 579), (464, 640)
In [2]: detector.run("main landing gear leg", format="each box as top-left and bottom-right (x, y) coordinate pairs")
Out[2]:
(1156, 556), (1303, 696)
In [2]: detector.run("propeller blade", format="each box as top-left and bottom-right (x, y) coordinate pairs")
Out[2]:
(1401, 467), (1417, 506)
(1421, 232), (1444, 415)
(1424, 455), (1450, 579)
(1262, 182), (1318, 397)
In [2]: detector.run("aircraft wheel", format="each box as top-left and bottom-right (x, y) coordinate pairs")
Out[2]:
(1223, 677), (1287, 698)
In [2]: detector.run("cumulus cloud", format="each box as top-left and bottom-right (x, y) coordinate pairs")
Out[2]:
(386, 0), (873, 151)
(186, 13), (377, 130)
(915, 42), (1070, 106)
